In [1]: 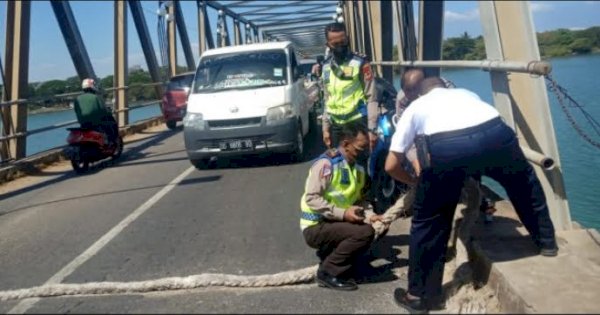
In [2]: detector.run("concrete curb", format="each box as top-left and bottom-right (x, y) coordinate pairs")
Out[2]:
(0, 116), (164, 185)
(469, 240), (531, 314)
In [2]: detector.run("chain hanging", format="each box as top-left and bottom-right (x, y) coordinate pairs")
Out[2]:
(545, 74), (600, 150)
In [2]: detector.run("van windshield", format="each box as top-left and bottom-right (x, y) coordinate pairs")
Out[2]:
(193, 49), (289, 93)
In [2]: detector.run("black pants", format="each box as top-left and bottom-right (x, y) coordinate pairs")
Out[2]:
(303, 221), (375, 277)
(407, 117), (557, 300)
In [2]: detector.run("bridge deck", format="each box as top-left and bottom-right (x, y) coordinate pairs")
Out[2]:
(1, 124), (599, 313)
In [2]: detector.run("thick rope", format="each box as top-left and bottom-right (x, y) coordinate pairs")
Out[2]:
(0, 196), (411, 301)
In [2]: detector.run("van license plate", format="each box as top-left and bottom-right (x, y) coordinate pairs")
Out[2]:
(219, 139), (254, 151)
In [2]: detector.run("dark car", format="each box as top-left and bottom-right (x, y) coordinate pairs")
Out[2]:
(161, 72), (195, 129)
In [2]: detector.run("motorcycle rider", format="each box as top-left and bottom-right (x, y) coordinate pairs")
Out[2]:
(73, 78), (119, 145)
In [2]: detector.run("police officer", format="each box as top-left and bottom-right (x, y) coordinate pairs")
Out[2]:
(316, 22), (379, 152)
(300, 121), (382, 291)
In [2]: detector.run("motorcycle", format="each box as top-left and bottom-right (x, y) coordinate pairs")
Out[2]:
(369, 77), (415, 214)
(63, 127), (124, 174)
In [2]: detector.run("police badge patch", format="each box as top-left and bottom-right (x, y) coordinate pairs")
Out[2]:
(362, 63), (373, 81)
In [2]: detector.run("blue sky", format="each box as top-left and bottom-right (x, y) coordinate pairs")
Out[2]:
(0, 1), (599, 82)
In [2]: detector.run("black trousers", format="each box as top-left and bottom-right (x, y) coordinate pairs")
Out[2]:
(303, 221), (375, 277)
(407, 117), (557, 300)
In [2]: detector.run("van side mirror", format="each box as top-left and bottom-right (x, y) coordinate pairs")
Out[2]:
(294, 67), (303, 81)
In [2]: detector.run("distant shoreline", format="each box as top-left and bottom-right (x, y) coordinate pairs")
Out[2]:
(28, 106), (72, 115)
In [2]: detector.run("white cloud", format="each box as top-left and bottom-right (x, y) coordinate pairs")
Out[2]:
(568, 27), (585, 31)
(444, 8), (479, 22)
(530, 2), (554, 12)
(584, 1), (596, 4)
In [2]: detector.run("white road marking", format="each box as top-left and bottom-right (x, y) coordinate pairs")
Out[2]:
(8, 166), (196, 314)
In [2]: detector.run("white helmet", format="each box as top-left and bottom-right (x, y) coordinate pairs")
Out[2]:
(81, 78), (97, 92)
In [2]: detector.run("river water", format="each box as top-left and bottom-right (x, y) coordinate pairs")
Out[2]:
(13, 55), (600, 230)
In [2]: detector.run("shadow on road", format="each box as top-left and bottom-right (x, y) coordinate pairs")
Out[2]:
(0, 128), (182, 202)
(0, 174), (221, 217)
(203, 126), (327, 170)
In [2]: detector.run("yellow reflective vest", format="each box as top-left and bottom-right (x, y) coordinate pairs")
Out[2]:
(323, 55), (368, 124)
(300, 151), (366, 230)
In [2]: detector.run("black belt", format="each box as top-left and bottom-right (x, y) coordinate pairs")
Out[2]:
(427, 117), (503, 143)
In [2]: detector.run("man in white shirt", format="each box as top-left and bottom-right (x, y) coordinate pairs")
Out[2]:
(385, 77), (558, 313)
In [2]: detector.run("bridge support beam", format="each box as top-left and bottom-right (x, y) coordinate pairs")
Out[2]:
(174, 0), (196, 71)
(417, 1), (444, 77)
(50, 1), (96, 80)
(359, 1), (373, 62)
(167, 0), (177, 77)
(197, 1), (215, 53)
(479, 2), (572, 231)
(394, 0), (417, 62)
(1, 0), (30, 160)
(342, 1), (356, 52)
(234, 20), (242, 46)
(367, 0), (393, 82)
(129, 0), (163, 99)
(114, 0), (128, 127)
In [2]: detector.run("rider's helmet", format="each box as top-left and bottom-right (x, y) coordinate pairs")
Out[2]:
(81, 78), (97, 92)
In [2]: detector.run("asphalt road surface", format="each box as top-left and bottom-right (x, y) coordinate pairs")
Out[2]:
(0, 124), (410, 314)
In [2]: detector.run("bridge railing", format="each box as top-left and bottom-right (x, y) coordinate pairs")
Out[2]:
(0, 81), (167, 163)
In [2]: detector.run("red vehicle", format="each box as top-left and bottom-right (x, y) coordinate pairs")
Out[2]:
(161, 72), (195, 130)
(63, 128), (123, 173)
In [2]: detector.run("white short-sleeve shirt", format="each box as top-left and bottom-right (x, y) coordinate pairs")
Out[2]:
(390, 87), (500, 154)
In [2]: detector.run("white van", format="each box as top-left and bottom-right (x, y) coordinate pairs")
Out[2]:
(183, 41), (314, 168)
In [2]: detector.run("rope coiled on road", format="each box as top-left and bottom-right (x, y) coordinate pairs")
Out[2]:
(0, 192), (415, 301)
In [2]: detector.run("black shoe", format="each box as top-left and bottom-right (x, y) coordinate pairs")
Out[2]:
(539, 245), (559, 257)
(316, 269), (358, 291)
(393, 288), (428, 314)
(535, 239), (559, 257)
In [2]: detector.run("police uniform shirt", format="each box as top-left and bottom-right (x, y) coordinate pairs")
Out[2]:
(321, 53), (379, 131)
(389, 87), (500, 154)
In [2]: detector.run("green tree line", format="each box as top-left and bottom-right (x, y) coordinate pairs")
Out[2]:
(393, 26), (600, 72)
(0, 65), (189, 112)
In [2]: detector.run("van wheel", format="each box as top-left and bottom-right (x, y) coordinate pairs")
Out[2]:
(290, 123), (305, 163)
(166, 120), (177, 130)
(191, 158), (211, 170)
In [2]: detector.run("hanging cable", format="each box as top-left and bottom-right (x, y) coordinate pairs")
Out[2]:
(545, 74), (600, 150)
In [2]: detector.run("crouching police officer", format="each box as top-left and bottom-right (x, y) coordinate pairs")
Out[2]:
(300, 121), (382, 291)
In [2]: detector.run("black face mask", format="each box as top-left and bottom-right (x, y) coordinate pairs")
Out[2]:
(355, 149), (370, 163)
(331, 45), (349, 61)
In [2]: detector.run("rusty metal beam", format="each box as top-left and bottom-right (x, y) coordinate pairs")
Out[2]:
(128, 0), (163, 98)
(223, 15), (231, 46)
(1, 0), (30, 160)
(50, 0), (96, 80)
(114, 0), (128, 127)
(167, 1), (177, 77)
(174, 0), (195, 70)
(197, 1), (214, 52)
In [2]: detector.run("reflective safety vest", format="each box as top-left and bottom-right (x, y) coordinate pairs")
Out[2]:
(300, 151), (366, 230)
(323, 55), (368, 125)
